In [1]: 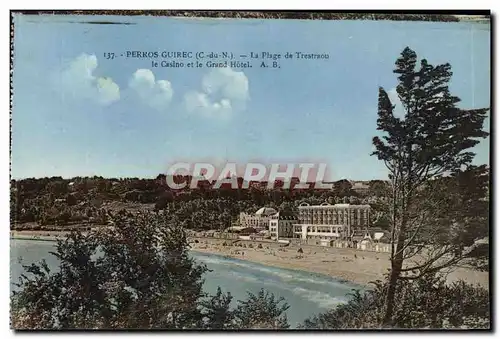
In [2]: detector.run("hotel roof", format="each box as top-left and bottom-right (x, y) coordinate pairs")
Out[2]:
(298, 202), (370, 208)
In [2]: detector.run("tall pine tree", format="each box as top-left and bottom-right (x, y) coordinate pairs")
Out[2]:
(372, 47), (489, 326)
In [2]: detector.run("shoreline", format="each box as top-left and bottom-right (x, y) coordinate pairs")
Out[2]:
(11, 231), (69, 242)
(190, 247), (360, 287)
(190, 249), (360, 288)
(10, 231), (489, 288)
(11, 235), (62, 242)
(190, 239), (387, 286)
(10, 232), (374, 286)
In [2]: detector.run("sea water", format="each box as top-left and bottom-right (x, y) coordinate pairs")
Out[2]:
(10, 239), (360, 328)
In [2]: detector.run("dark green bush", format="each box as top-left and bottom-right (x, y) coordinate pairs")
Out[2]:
(301, 274), (490, 329)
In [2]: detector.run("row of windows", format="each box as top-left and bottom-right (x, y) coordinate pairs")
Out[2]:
(307, 226), (343, 233)
(271, 225), (292, 230)
(271, 216), (298, 220)
(243, 220), (269, 225)
(299, 212), (369, 217)
(298, 220), (368, 226)
(300, 209), (369, 212)
(299, 215), (369, 220)
(309, 235), (341, 240)
(293, 226), (344, 233)
(302, 212), (369, 216)
(299, 217), (367, 221)
(299, 209), (370, 213)
(299, 215), (369, 219)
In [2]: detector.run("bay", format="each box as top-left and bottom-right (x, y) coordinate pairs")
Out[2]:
(10, 239), (360, 328)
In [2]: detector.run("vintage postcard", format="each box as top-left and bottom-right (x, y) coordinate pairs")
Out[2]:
(9, 11), (491, 330)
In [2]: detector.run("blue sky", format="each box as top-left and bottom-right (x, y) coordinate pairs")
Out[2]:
(11, 14), (490, 180)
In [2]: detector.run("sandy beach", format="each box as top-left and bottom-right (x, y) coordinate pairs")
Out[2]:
(10, 230), (71, 242)
(11, 231), (489, 288)
(189, 238), (489, 288)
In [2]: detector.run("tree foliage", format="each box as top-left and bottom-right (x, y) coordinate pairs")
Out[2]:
(234, 289), (290, 329)
(200, 287), (235, 330)
(301, 274), (490, 329)
(10, 212), (290, 330)
(11, 175), (371, 232)
(372, 47), (489, 326)
(10, 46), (491, 331)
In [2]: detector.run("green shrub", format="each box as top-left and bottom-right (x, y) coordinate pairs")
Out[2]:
(301, 274), (490, 329)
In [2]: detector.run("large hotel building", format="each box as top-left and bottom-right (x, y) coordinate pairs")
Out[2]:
(293, 202), (371, 240)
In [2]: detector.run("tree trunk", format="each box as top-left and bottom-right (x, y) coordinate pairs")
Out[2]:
(382, 193), (410, 327)
(382, 249), (404, 326)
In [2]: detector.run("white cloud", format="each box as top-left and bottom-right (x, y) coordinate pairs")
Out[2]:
(129, 69), (173, 111)
(184, 91), (232, 118)
(202, 67), (249, 102)
(96, 77), (120, 105)
(387, 87), (405, 118)
(185, 67), (249, 118)
(57, 54), (120, 105)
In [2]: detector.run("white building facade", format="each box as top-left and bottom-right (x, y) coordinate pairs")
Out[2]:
(239, 207), (278, 231)
(293, 202), (371, 240)
(268, 211), (298, 240)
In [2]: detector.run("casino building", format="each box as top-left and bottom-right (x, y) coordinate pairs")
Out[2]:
(239, 207), (278, 231)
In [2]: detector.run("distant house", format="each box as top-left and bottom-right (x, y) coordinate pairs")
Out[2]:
(351, 181), (370, 195)
(365, 228), (391, 243)
(320, 239), (334, 247)
(269, 210), (298, 240)
(350, 227), (390, 244)
(350, 229), (366, 243)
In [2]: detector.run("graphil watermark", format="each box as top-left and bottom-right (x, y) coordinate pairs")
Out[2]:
(163, 162), (334, 190)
